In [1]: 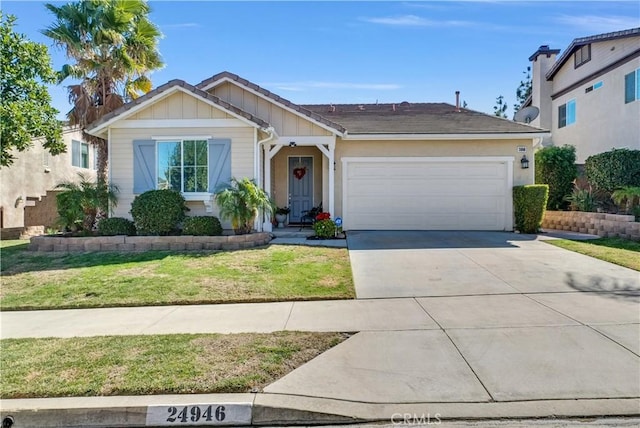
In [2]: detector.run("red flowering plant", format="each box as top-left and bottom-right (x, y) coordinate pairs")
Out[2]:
(315, 212), (331, 221)
(313, 212), (336, 238)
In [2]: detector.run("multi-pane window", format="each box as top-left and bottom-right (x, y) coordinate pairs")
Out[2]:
(157, 140), (208, 192)
(72, 140), (89, 168)
(585, 81), (603, 93)
(558, 99), (576, 128)
(624, 68), (640, 104)
(574, 44), (591, 68)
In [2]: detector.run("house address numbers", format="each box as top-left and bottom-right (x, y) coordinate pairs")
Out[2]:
(146, 402), (252, 426)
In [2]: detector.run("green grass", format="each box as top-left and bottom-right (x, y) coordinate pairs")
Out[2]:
(1, 243), (355, 310)
(545, 237), (640, 271)
(0, 332), (348, 398)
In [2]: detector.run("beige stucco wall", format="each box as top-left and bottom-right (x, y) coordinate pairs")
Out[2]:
(552, 37), (639, 92)
(551, 57), (640, 163)
(109, 126), (255, 224)
(332, 138), (534, 218)
(129, 91), (232, 120)
(210, 82), (332, 137)
(0, 128), (96, 228)
(271, 147), (324, 210)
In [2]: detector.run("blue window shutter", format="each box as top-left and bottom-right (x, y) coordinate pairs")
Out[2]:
(133, 140), (156, 193)
(208, 139), (232, 192)
(624, 71), (635, 104)
(567, 99), (576, 125)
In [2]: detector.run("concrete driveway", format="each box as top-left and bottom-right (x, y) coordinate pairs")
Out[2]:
(347, 230), (640, 298)
(264, 230), (640, 415)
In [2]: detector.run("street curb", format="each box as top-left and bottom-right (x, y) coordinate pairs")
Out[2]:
(1, 393), (639, 427)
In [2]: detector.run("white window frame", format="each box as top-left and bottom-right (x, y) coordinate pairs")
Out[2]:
(71, 140), (90, 169)
(155, 138), (210, 196)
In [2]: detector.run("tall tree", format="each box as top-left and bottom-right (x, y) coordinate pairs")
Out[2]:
(493, 95), (508, 118)
(42, 0), (163, 184)
(0, 13), (64, 167)
(513, 66), (532, 113)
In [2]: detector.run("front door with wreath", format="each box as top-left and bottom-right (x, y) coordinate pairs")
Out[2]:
(288, 156), (313, 223)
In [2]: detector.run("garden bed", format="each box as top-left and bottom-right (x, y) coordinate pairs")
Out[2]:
(28, 232), (272, 252)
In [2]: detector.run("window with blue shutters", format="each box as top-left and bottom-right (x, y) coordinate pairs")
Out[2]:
(558, 99), (576, 128)
(133, 138), (231, 195)
(625, 68), (639, 104)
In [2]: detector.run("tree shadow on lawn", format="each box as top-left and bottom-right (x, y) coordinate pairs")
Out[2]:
(0, 245), (267, 276)
(565, 272), (640, 302)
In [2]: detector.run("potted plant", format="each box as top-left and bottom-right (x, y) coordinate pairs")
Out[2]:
(214, 177), (274, 234)
(275, 206), (290, 228)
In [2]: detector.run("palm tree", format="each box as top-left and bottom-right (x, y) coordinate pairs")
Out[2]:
(42, 0), (163, 185)
(56, 173), (119, 233)
(214, 178), (274, 235)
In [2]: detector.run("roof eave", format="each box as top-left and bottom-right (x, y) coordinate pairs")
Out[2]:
(342, 132), (550, 141)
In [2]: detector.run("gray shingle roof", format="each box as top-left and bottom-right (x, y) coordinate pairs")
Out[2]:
(546, 27), (640, 80)
(302, 103), (546, 134)
(87, 79), (270, 134)
(196, 71), (347, 134)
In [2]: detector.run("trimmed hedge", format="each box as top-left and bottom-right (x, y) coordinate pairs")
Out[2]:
(130, 190), (189, 235)
(97, 217), (136, 236)
(513, 185), (549, 234)
(534, 145), (577, 210)
(585, 148), (640, 192)
(182, 216), (223, 236)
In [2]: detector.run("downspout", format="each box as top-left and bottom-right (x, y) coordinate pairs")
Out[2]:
(107, 127), (112, 217)
(255, 126), (277, 232)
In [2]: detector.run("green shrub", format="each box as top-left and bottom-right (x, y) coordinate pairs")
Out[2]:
(130, 190), (188, 235)
(182, 216), (223, 236)
(534, 145), (577, 210)
(564, 185), (598, 212)
(97, 217), (136, 236)
(513, 185), (549, 234)
(585, 149), (640, 192)
(313, 219), (336, 239)
(612, 186), (640, 216)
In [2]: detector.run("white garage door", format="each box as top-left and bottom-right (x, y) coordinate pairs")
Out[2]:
(343, 157), (513, 230)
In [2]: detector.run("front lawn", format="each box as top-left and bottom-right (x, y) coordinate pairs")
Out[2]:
(0, 242), (354, 310)
(0, 332), (348, 398)
(545, 237), (640, 271)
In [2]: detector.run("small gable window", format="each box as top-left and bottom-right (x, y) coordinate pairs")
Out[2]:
(624, 68), (640, 104)
(574, 44), (591, 68)
(558, 99), (576, 128)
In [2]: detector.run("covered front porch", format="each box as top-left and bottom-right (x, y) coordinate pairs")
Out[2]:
(260, 136), (336, 232)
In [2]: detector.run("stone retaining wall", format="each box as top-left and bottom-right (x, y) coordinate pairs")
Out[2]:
(29, 232), (272, 252)
(542, 211), (639, 240)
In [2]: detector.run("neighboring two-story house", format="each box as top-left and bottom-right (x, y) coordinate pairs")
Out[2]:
(523, 27), (640, 164)
(0, 126), (96, 238)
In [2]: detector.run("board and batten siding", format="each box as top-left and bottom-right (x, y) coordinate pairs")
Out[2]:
(332, 138), (534, 219)
(110, 127), (255, 220)
(128, 91), (232, 120)
(210, 82), (332, 137)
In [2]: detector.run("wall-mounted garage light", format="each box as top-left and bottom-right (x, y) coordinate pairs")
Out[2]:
(289, 141), (297, 147)
(520, 154), (530, 169)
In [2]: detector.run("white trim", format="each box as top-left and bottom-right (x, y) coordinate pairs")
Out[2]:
(342, 133), (550, 141)
(107, 127), (112, 217)
(201, 76), (343, 136)
(276, 136), (336, 146)
(287, 155), (315, 222)
(113, 119), (247, 129)
(341, 156), (515, 163)
(86, 86), (262, 138)
(341, 156), (515, 231)
(152, 135), (212, 141)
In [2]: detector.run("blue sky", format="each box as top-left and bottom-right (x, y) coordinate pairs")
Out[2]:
(4, 1), (640, 119)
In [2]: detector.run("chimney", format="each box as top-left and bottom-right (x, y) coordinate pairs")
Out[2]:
(529, 45), (560, 130)
(455, 91), (460, 112)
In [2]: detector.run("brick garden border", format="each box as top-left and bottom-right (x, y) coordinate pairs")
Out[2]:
(28, 232), (272, 252)
(542, 211), (639, 241)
